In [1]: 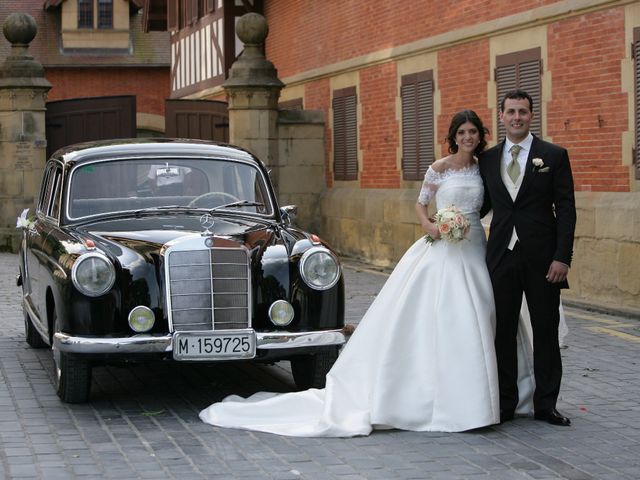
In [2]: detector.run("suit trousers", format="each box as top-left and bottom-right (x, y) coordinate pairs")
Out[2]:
(491, 242), (562, 414)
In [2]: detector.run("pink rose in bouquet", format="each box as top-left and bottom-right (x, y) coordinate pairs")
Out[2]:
(425, 205), (469, 243)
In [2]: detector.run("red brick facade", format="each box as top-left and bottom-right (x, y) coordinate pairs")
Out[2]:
(265, 1), (561, 79)
(264, 1), (635, 193)
(359, 62), (400, 188)
(547, 8), (629, 192)
(45, 68), (169, 117)
(437, 40), (492, 159)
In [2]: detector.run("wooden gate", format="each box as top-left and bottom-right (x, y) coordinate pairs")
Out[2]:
(45, 96), (137, 157)
(165, 99), (228, 142)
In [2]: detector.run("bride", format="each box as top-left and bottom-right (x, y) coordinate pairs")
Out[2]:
(200, 110), (542, 437)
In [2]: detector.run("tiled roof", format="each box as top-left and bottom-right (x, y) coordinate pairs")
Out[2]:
(0, 0), (170, 67)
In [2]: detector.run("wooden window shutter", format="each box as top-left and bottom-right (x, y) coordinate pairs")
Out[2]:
(167, 0), (179, 32)
(401, 71), (434, 180)
(634, 28), (640, 179)
(333, 87), (358, 181)
(496, 48), (542, 140)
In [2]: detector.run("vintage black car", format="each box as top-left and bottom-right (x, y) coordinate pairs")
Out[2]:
(17, 139), (346, 403)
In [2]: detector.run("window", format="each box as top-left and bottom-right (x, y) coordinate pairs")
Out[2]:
(97, 0), (113, 29)
(332, 87), (358, 181)
(78, 0), (113, 29)
(496, 48), (542, 140)
(401, 71), (434, 180)
(634, 28), (640, 179)
(38, 164), (54, 214)
(78, 0), (93, 29)
(38, 163), (62, 219)
(49, 168), (63, 219)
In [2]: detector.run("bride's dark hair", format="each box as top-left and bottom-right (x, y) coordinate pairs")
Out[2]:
(446, 110), (488, 155)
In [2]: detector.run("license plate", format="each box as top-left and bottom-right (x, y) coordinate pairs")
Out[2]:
(173, 329), (256, 361)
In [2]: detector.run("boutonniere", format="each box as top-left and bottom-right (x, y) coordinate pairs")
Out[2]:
(532, 158), (550, 173)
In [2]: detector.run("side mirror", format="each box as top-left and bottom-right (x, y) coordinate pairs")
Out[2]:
(280, 205), (298, 225)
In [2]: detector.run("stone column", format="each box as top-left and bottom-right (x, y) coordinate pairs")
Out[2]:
(0, 13), (51, 252)
(223, 13), (284, 191)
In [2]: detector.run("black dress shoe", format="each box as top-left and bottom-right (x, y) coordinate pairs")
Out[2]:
(500, 410), (514, 423)
(534, 408), (571, 426)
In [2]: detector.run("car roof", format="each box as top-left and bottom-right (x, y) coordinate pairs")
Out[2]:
(51, 138), (261, 168)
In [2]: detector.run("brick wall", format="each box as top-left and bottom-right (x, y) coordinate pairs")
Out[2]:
(547, 8), (628, 192)
(45, 67), (170, 116)
(437, 40), (492, 157)
(260, 1), (638, 310)
(264, 0), (561, 79)
(264, 1), (634, 193)
(359, 62), (400, 188)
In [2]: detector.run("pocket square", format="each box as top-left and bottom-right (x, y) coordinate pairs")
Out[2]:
(538, 167), (550, 173)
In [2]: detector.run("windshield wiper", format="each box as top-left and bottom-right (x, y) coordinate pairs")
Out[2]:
(132, 201), (265, 217)
(210, 200), (265, 211)
(133, 205), (200, 216)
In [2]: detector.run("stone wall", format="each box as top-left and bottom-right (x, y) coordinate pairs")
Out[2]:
(569, 192), (640, 312)
(276, 108), (325, 233)
(0, 13), (51, 252)
(319, 188), (640, 314)
(0, 97), (48, 252)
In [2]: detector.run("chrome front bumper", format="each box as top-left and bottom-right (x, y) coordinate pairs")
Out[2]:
(53, 329), (348, 355)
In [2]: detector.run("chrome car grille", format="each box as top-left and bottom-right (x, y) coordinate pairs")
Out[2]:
(166, 247), (250, 331)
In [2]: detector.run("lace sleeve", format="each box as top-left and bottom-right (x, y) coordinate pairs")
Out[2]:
(417, 167), (440, 205)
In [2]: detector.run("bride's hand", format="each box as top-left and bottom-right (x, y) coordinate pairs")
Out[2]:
(422, 218), (441, 240)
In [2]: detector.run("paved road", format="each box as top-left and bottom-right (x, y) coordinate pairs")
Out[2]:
(0, 252), (639, 479)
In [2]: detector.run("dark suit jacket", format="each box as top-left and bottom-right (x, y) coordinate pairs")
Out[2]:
(479, 135), (576, 288)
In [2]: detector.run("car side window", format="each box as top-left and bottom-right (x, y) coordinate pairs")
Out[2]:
(37, 163), (63, 220)
(37, 164), (54, 216)
(48, 167), (63, 219)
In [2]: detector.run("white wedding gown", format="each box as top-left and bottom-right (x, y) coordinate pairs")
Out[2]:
(200, 164), (527, 436)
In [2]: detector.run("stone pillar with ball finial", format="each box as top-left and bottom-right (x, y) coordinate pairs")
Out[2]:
(0, 13), (52, 252)
(223, 12), (284, 191)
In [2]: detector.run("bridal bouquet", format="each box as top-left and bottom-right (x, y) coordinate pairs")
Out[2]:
(425, 205), (470, 244)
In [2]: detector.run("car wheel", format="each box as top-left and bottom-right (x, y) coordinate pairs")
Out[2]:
(51, 311), (92, 403)
(290, 347), (339, 390)
(24, 309), (47, 349)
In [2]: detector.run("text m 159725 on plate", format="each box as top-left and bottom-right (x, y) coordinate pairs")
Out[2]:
(173, 330), (256, 361)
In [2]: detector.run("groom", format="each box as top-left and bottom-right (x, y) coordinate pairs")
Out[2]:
(479, 89), (576, 426)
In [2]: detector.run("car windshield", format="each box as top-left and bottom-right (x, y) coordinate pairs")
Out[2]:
(67, 157), (273, 220)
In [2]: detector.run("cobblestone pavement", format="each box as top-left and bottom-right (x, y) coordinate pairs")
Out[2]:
(0, 251), (639, 479)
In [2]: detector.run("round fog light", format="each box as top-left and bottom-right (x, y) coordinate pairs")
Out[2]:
(269, 300), (294, 326)
(128, 306), (155, 333)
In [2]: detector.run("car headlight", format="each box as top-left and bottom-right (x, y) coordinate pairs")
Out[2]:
(299, 247), (340, 290)
(128, 306), (155, 332)
(71, 252), (116, 297)
(269, 300), (294, 326)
